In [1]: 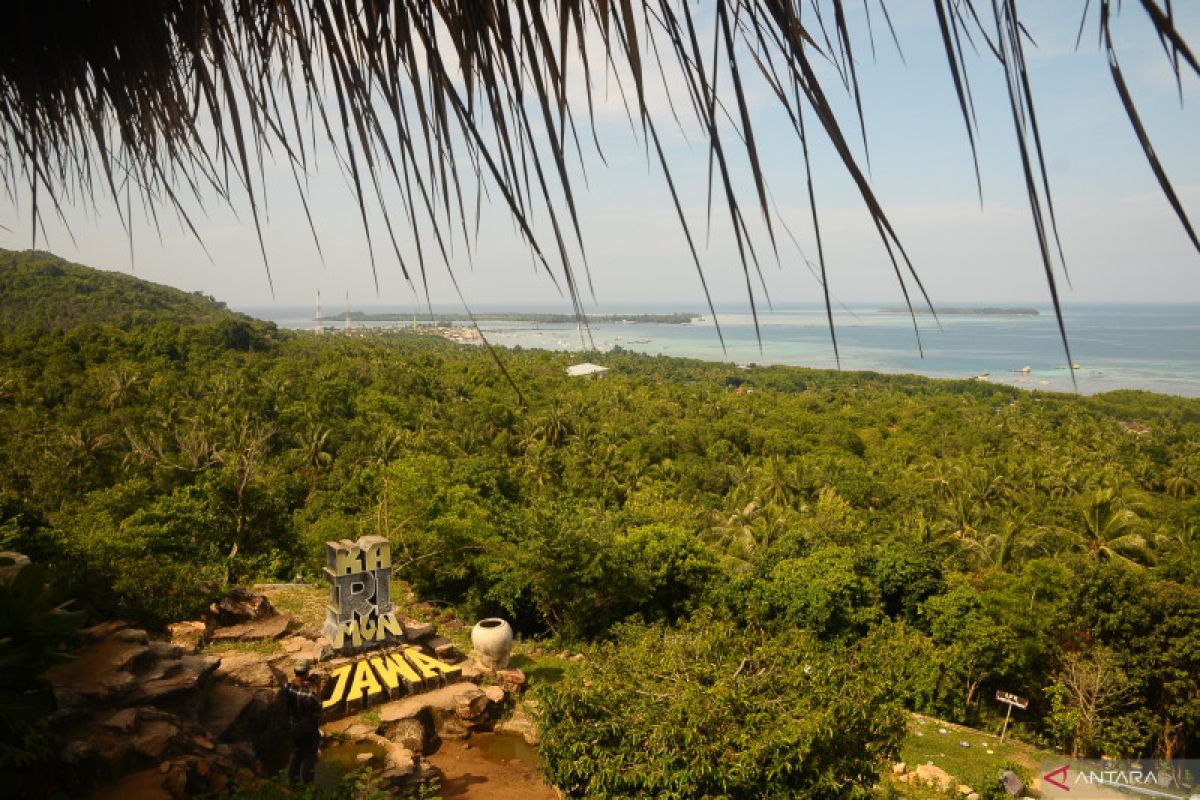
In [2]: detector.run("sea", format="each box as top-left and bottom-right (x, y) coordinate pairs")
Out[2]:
(239, 303), (1200, 398)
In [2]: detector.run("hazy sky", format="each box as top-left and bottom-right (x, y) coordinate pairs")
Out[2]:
(3, 3), (1199, 312)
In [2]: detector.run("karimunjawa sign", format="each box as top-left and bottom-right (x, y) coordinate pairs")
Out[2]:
(322, 535), (403, 650)
(318, 536), (461, 718)
(321, 647), (461, 715)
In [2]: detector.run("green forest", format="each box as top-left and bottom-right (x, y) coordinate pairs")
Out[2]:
(3, 248), (1199, 795)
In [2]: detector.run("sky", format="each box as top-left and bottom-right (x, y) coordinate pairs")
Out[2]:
(2, 2), (1199, 314)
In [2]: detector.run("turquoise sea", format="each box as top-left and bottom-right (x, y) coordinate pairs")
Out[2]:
(242, 304), (1200, 398)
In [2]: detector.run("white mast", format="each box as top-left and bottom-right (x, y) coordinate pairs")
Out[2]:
(315, 289), (323, 335)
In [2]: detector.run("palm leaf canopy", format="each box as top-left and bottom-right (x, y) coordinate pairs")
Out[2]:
(2, 1), (1197, 369)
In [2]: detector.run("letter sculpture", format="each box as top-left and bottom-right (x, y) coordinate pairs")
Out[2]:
(322, 536), (404, 652)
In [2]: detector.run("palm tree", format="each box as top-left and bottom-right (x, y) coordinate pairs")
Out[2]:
(2, 2), (1196, 366)
(1076, 487), (1155, 566)
(293, 422), (334, 485)
(1165, 474), (1197, 500)
(100, 366), (140, 411)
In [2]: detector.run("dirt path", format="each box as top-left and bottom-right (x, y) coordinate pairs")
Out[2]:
(427, 736), (557, 800)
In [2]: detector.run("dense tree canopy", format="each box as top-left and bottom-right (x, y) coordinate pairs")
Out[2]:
(2, 248), (1200, 785)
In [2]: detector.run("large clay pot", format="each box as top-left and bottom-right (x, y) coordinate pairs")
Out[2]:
(471, 618), (514, 669)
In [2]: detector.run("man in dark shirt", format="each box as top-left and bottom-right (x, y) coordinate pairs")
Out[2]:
(281, 658), (325, 785)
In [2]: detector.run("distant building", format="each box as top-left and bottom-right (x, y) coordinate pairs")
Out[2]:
(566, 362), (608, 379)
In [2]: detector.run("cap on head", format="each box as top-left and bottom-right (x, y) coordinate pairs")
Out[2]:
(294, 658), (312, 676)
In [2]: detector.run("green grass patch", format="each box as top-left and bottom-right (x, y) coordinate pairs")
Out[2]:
(202, 638), (284, 657)
(509, 649), (571, 686)
(896, 714), (1056, 795)
(259, 584), (328, 630)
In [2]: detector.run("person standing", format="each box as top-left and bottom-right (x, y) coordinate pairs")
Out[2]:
(282, 658), (324, 786)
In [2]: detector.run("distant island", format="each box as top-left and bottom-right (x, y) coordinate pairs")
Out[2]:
(877, 307), (1039, 316)
(324, 311), (699, 324)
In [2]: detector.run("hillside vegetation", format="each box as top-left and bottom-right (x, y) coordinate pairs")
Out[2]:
(0, 249), (244, 329)
(2, 248), (1198, 795)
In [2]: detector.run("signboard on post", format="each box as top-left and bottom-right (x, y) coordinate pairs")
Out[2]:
(995, 690), (1029, 742)
(996, 690), (1029, 710)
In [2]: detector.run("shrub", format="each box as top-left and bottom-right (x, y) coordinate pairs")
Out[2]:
(536, 615), (906, 798)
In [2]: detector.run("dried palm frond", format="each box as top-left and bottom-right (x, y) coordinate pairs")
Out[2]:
(2, 1), (1197, 381)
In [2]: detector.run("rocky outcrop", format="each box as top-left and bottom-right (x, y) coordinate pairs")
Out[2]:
(208, 614), (290, 642)
(47, 622), (271, 798)
(44, 590), (295, 798)
(210, 586), (277, 625)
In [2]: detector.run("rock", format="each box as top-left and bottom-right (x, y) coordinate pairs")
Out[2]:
(495, 703), (538, 745)
(960, 740), (971, 748)
(139, 658), (185, 684)
(345, 723), (377, 738)
(111, 643), (153, 672)
(460, 659), (487, 683)
(280, 635), (309, 653)
(149, 641), (184, 660)
(454, 686), (490, 721)
(915, 763), (955, 791)
(958, 784), (974, 795)
(403, 620), (436, 642)
(356, 752), (374, 763)
(102, 708), (140, 733)
(181, 654), (221, 679)
(570, 653), (585, 662)
(167, 621), (208, 654)
(427, 635), (460, 661)
(160, 762), (189, 797)
(133, 720), (180, 759)
(280, 634), (327, 663)
(892, 762), (907, 775)
(61, 739), (96, 765)
(434, 709), (472, 739)
(214, 652), (277, 688)
(968, 794), (979, 800)
(114, 628), (150, 644)
(47, 637), (155, 704)
(496, 667), (526, 693)
(1000, 769), (1026, 797)
(0, 551), (32, 583)
(209, 614), (290, 642)
(387, 718), (427, 754)
(128, 672), (202, 705)
(200, 683), (254, 739)
(211, 587), (277, 625)
(483, 685), (506, 705)
(380, 684), (471, 723)
(896, 773), (912, 784)
(362, 733), (416, 774)
(194, 736), (215, 750)
(80, 620), (129, 642)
